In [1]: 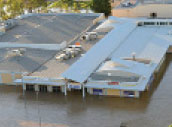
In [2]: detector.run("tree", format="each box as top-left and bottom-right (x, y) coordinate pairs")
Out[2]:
(24, 0), (47, 13)
(0, 0), (49, 20)
(49, 0), (91, 13)
(72, 1), (91, 12)
(5, 0), (24, 19)
(49, 0), (73, 12)
(91, 0), (111, 16)
(0, 0), (9, 20)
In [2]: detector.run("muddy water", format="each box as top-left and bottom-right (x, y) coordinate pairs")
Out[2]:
(0, 54), (172, 127)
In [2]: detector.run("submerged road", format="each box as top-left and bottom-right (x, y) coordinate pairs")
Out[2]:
(0, 54), (172, 127)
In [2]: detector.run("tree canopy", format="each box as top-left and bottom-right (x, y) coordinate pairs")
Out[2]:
(0, 0), (48, 20)
(24, 0), (48, 13)
(0, 0), (92, 20)
(49, 0), (91, 13)
(0, 0), (6, 20)
(0, 0), (110, 21)
(91, 0), (111, 16)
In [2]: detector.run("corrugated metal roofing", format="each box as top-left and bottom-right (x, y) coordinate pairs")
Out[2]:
(0, 14), (98, 73)
(62, 21), (136, 83)
(86, 19), (172, 91)
(62, 17), (172, 92)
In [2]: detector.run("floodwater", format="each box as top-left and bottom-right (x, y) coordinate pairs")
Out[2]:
(0, 54), (172, 127)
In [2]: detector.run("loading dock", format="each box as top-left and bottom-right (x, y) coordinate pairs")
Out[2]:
(14, 76), (67, 95)
(52, 86), (61, 93)
(39, 85), (47, 92)
(26, 84), (34, 91)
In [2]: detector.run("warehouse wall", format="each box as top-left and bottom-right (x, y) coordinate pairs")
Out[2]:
(87, 88), (121, 96)
(106, 89), (120, 96)
(112, 4), (172, 18)
(0, 72), (23, 85)
(87, 88), (140, 98)
(1, 73), (13, 84)
(167, 46), (172, 54)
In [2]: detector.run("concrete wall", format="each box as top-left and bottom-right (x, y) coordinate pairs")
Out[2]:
(111, 0), (121, 8)
(120, 90), (140, 98)
(167, 46), (172, 53)
(106, 89), (120, 96)
(87, 88), (140, 98)
(1, 73), (13, 84)
(0, 72), (23, 85)
(112, 4), (172, 18)
(14, 73), (22, 80)
(88, 88), (121, 97)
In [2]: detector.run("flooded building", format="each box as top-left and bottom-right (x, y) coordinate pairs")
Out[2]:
(0, 13), (104, 94)
(1, 12), (172, 98)
(62, 17), (172, 98)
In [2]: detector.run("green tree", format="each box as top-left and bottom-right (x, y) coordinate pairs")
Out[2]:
(5, 0), (24, 19)
(24, 0), (47, 13)
(91, 0), (111, 16)
(49, 0), (91, 13)
(0, 0), (50, 20)
(49, 0), (74, 12)
(0, 0), (8, 20)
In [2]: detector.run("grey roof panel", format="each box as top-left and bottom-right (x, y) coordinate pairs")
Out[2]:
(0, 14), (98, 73)
(62, 22), (136, 83)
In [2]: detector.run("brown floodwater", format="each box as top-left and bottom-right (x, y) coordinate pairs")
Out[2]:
(0, 54), (172, 127)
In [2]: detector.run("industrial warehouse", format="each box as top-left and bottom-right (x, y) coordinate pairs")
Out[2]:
(0, 13), (172, 98)
(0, 13), (104, 93)
(62, 17), (172, 98)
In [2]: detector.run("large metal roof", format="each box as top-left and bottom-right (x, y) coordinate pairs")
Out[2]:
(62, 21), (136, 83)
(85, 18), (172, 91)
(0, 14), (99, 73)
(62, 17), (172, 91)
